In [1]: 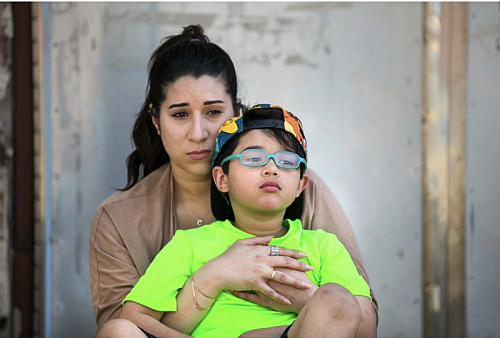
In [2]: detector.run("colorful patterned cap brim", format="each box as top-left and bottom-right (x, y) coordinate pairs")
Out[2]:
(212, 104), (308, 168)
(210, 103), (307, 222)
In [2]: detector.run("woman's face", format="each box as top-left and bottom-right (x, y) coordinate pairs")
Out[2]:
(154, 75), (237, 179)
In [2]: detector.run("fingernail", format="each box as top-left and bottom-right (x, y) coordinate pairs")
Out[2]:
(283, 298), (291, 305)
(298, 252), (307, 258)
(301, 283), (312, 289)
(306, 264), (313, 270)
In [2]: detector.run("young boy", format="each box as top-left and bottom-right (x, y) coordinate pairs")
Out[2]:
(120, 104), (371, 338)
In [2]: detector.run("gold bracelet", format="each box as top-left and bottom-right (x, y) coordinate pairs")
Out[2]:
(192, 275), (217, 300)
(191, 276), (214, 311)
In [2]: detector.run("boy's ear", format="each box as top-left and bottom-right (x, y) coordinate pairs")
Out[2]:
(296, 173), (310, 197)
(213, 166), (229, 193)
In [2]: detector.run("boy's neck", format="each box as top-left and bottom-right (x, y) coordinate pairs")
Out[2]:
(232, 210), (288, 238)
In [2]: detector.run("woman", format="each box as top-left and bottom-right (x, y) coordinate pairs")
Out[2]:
(89, 25), (378, 338)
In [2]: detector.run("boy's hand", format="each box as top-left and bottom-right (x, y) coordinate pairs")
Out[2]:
(232, 268), (317, 314)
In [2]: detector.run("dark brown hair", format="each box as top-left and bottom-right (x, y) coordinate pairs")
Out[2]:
(122, 25), (240, 190)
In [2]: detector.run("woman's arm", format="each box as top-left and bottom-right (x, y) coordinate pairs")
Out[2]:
(89, 207), (140, 328)
(160, 276), (215, 334)
(161, 237), (314, 332)
(232, 267), (318, 314)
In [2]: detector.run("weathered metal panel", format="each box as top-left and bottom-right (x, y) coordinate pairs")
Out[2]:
(46, 3), (423, 337)
(422, 4), (468, 338)
(422, 4), (449, 337)
(446, 4), (467, 338)
(465, 3), (500, 337)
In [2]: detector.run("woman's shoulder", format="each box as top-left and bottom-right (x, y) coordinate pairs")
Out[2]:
(300, 166), (350, 230)
(89, 164), (173, 284)
(302, 167), (335, 201)
(90, 163), (173, 250)
(98, 163), (172, 210)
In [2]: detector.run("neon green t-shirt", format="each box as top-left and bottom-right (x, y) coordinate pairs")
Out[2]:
(124, 219), (370, 338)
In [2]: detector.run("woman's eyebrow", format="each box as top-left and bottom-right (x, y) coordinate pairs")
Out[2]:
(204, 100), (224, 105)
(168, 102), (189, 109)
(168, 100), (224, 109)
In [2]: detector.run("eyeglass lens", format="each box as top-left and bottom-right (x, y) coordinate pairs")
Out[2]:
(241, 150), (299, 168)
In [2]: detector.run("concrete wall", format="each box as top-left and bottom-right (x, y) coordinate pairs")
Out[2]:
(40, 2), (500, 337)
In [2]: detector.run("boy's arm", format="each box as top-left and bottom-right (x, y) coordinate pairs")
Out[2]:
(120, 301), (192, 338)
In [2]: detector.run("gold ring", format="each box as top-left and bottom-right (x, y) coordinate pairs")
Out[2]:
(270, 270), (276, 280)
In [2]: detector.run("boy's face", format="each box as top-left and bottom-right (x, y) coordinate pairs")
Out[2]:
(213, 129), (309, 217)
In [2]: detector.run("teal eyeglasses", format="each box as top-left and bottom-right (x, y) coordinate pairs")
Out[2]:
(220, 149), (307, 170)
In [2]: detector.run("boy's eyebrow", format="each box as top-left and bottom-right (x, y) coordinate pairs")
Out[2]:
(242, 145), (288, 152)
(243, 145), (264, 151)
(168, 100), (225, 109)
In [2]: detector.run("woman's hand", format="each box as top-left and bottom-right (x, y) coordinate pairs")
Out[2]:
(195, 237), (313, 305)
(232, 268), (318, 313)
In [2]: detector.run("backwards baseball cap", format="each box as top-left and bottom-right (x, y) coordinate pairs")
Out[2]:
(210, 103), (308, 222)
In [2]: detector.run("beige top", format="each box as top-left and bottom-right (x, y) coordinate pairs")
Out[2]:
(89, 163), (378, 328)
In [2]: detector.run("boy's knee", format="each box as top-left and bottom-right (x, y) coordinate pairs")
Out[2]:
(316, 283), (361, 319)
(94, 318), (143, 338)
